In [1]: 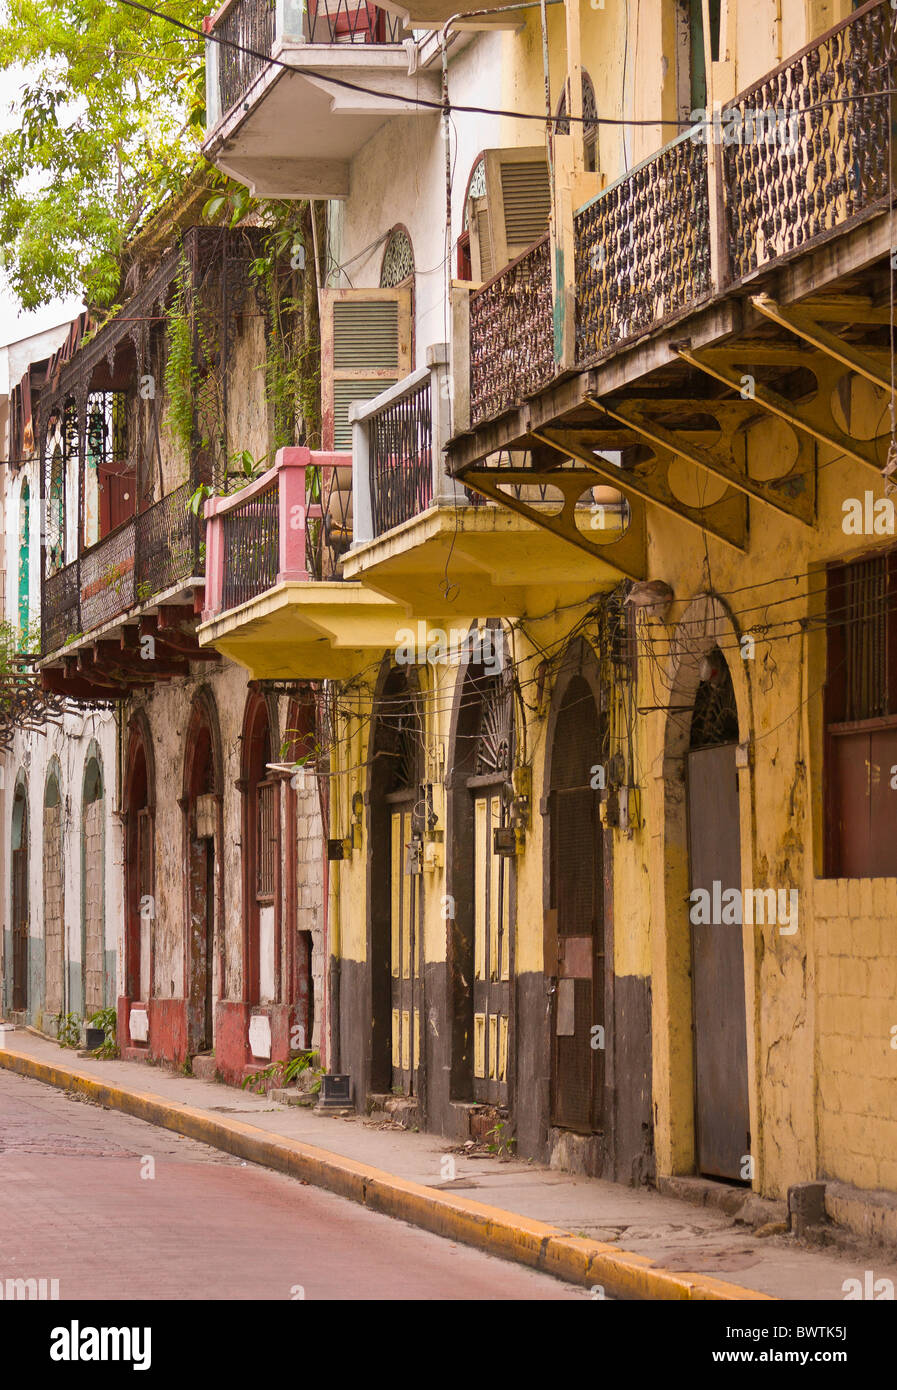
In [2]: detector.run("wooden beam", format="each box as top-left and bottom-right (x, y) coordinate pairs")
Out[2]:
(750, 293), (894, 393)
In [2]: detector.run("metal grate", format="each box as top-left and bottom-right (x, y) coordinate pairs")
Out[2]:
(306, 0), (403, 45)
(221, 483), (279, 610)
(42, 560), (81, 654)
(469, 234), (554, 426)
(575, 130), (711, 366)
(370, 380), (433, 535)
(689, 649), (740, 749)
(843, 556), (888, 722)
(723, 0), (895, 280)
(79, 519), (136, 632)
(216, 0), (277, 117)
(135, 484), (198, 599)
(256, 779), (277, 898)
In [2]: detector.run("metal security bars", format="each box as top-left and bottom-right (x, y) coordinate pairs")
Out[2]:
(213, 0), (403, 119)
(221, 482), (279, 611)
(369, 379), (433, 535)
(215, 0), (277, 117)
(41, 488), (203, 656)
(469, 234), (554, 427)
(575, 131), (712, 366)
(723, 0), (896, 281)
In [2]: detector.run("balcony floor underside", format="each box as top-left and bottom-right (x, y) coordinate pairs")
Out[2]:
(197, 580), (409, 681)
(450, 211), (895, 559)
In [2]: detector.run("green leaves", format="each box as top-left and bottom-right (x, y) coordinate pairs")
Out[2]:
(0, 0), (209, 306)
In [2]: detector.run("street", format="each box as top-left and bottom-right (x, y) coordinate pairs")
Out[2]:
(0, 1070), (586, 1301)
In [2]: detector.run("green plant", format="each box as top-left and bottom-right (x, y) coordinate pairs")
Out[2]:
(164, 249), (198, 469)
(87, 1006), (119, 1060)
(486, 1119), (516, 1160)
(54, 1011), (81, 1049)
(186, 481), (213, 517)
(242, 1049), (319, 1096)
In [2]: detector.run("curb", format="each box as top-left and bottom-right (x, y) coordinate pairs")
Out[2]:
(0, 1046), (772, 1302)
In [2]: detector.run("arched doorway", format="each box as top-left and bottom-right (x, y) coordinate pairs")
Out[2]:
(284, 694), (318, 1050)
(448, 628), (515, 1107)
(82, 751), (105, 1016)
(545, 660), (606, 1135)
(241, 691), (279, 1007)
(686, 647), (750, 1180)
(43, 764), (65, 1021)
(368, 667), (423, 1099)
(11, 776), (29, 1015)
(183, 691), (222, 1055)
(124, 715), (154, 1008)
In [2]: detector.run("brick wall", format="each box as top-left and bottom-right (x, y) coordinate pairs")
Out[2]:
(815, 877), (897, 1192)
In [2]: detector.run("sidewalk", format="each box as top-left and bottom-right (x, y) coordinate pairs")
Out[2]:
(1, 1028), (892, 1301)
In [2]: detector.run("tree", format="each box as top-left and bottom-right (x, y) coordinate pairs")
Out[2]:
(0, 0), (209, 309)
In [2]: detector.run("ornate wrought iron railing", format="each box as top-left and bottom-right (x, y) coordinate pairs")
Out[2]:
(135, 483), (199, 601)
(79, 518), (137, 634)
(369, 379), (433, 535)
(41, 487), (206, 655)
(469, 234), (555, 427)
(42, 560), (81, 655)
(221, 481), (280, 611)
(212, 0), (403, 121)
(575, 130), (712, 367)
(723, 0), (896, 280)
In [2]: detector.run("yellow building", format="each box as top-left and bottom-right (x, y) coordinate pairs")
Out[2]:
(200, 0), (897, 1219)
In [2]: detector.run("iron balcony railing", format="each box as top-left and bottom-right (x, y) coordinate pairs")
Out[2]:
(469, 234), (554, 429)
(207, 0), (404, 124)
(369, 377), (433, 534)
(574, 130), (712, 368)
(467, 0), (896, 426)
(40, 487), (202, 656)
(203, 447), (354, 620)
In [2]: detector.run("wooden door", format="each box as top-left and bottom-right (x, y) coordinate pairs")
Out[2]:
(389, 799), (420, 1094)
(472, 790), (511, 1103)
(188, 837), (214, 1054)
(12, 840), (28, 1013)
(137, 808), (153, 1000)
(549, 782), (604, 1132)
(687, 742), (750, 1180)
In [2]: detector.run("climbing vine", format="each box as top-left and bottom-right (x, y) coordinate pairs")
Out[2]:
(163, 249), (197, 471)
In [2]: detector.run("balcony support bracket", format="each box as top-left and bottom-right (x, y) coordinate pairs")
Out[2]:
(750, 294), (894, 395)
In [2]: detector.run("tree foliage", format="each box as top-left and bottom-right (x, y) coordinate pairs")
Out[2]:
(0, 0), (209, 309)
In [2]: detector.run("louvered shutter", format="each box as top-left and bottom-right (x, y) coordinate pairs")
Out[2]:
(470, 148), (551, 281)
(321, 288), (413, 450)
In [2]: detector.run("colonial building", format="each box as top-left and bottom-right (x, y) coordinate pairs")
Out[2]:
(196, 0), (897, 1233)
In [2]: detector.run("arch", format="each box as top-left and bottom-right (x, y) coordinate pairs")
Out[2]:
(43, 758), (65, 1020)
(554, 71), (599, 172)
(284, 691), (320, 1052)
(123, 711), (155, 1007)
(11, 771), (29, 1014)
(543, 637), (608, 1140)
(240, 688), (280, 1007)
(81, 742), (106, 1017)
(446, 621), (516, 1108)
(379, 226), (415, 289)
(366, 660), (424, 1099)
(657, 593), (757, 1181)
(183, 687), (224, 1054)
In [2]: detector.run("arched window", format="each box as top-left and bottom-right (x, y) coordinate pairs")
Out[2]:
(43, 765), (65, 1020)
(554, 72), (599, 173)
(379, 227), (415, 288)
(241, 692), (279, 1008)
(82, 750), (106, 1016)
(11, 775), (29, 1015)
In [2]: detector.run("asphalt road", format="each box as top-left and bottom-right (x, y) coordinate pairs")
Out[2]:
(0, 1068), (588, 1301)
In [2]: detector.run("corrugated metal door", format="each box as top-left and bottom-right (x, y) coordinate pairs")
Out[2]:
(472, 791), (511, 1103)
(390, 799), (420, 1094)
(687, 742), (750, 1180)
